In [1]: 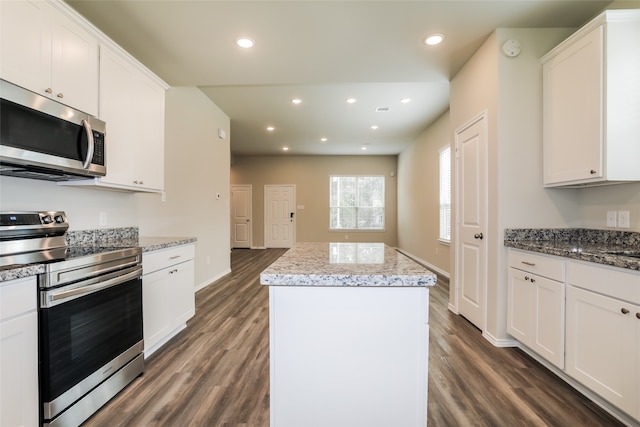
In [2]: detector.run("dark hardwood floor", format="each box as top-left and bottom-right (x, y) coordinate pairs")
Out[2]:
(84, 248), (623, 426)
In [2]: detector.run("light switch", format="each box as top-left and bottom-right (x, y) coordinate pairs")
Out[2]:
(618, 211), (630, 229)
(606, 211), (617, 228)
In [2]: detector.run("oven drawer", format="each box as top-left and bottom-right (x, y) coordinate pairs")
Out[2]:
(143, 244), (195, 275)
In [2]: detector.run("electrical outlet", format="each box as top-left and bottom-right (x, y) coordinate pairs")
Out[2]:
(99, 211), (107, 226)
(606, 211), (617, 227)
(618, 211), (630, 229)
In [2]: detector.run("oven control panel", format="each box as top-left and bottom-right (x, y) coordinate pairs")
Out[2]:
(0, 211), (68, 240)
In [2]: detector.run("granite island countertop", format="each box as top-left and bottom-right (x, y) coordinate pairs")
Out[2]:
(260, 242), (437, 287)
(505, 228), (640, 271)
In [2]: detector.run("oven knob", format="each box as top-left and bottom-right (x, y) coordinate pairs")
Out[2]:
(42, 215), (53, 224)
(54, 215), (65, 223)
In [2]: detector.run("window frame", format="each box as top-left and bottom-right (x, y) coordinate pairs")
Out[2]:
(439, 145), (451, 243)
(329, 175), (386, 231)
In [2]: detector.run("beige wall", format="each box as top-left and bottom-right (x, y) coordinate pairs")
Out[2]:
(0, 86), (231, 290)
(231, 155), (398, 248)
(397, 110), (451, 277)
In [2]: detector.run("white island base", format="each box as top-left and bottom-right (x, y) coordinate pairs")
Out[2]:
(269, 286), (429, 427)
(262, 243), (435, 427)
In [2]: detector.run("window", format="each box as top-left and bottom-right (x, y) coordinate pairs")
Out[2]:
(439, 146), (451, 242)
(330, 176), (385, 230)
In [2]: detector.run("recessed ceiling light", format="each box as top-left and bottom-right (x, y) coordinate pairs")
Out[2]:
(345, 97), (357, 104)
(400, 98), (411, 104)
(291, 98), (302, 104)
(236, 37), (255, 48)
(370, 125), (379, 130)
(425, 33), (445, 46)
(320, 137), (328, 142)
(361, 146), (368, 151)
(282, 146), (289, 151)
(266, 126), (275, 132)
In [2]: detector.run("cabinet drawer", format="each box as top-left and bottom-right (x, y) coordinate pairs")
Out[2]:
(508, 249), (565, 282)
(0, 277), (36, 322)
(568, 261), (640, 305)
(143, 244), (195, 275)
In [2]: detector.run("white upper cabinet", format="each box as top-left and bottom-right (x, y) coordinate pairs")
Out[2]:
(0, 0), (99, 116)
(541, 10), (640, 187)
(91, 44), (166, 192)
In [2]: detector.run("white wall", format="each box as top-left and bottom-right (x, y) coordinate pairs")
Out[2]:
(137, 87), (231, 289)
(0, 86), (231, 291)
(397, 110), (451, 277)
(448, 28), (577, 342)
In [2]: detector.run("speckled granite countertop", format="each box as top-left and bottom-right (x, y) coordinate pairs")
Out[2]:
(260, 242), (437, 287)
(505, 228), (640, 271)
(0, 227), (196, 282)
(139, 236), (196, 252)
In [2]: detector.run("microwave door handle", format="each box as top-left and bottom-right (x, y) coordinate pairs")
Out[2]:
(81, 119), (95, 169)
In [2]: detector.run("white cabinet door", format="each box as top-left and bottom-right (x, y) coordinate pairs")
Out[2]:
(531, 274), (564, 368)
(0, 312), (39, 427)
(508, 268), (565, 368)
(0, 0), (52, 97)
(543, 25), (602, 185)
(93, 44), (165, 192)
(49, 6), (99, 115)
(507, 267), (532, 343)
(542, 10), (640, 187)
(507, 250), (565, 369)
(0, 277), (38, 427)
(170, 260), (195, 325)
(142, 268), (172, 353)
(0, 0), (98, 115)
(142, 245), (195, 357)
(566, 285), (637, 417)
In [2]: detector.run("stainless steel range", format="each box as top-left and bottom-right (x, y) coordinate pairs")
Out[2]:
(0, 211), (144, 427)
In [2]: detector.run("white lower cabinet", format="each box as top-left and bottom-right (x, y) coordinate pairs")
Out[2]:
(566, 261), (640, 421)
(0, 277), (38, 427)
(507, 249), (565, 368)
(142, 244), (195, 357)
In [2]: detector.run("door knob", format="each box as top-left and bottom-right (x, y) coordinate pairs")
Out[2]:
(474, 233), (483, 240)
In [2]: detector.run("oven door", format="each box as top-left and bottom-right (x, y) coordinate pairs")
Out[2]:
(39, 266), (143, 421)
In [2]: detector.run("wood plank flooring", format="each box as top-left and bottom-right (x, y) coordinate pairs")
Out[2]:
(84, 248), (624, 427)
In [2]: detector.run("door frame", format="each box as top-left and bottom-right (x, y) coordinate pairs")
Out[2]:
(264, 184), (296, 248)
(230, 184), (253, 248)
(454, 111), (488, 331)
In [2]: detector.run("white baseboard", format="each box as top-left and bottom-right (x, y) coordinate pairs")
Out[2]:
(250, 246), (266, 250)
(447, 303), (458, 314)
(195, 268), (231, 292)
(394, 248), (450, 279)
(482, 331), (518, 348)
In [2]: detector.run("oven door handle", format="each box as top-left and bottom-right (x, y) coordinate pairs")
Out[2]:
(42, 267), (142, 307)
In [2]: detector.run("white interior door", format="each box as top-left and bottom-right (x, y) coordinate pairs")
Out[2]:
(455, 113), (487, 330)
(231, 185), (252, 248)
(265, 185), (296, 248)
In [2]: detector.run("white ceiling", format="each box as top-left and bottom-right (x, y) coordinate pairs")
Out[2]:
(66, 0), (613, 156)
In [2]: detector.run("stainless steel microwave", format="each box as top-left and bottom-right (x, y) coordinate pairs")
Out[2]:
(0, 79), (106, 181)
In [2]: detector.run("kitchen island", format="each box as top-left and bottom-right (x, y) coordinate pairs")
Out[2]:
(260, 242), (437, 427)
